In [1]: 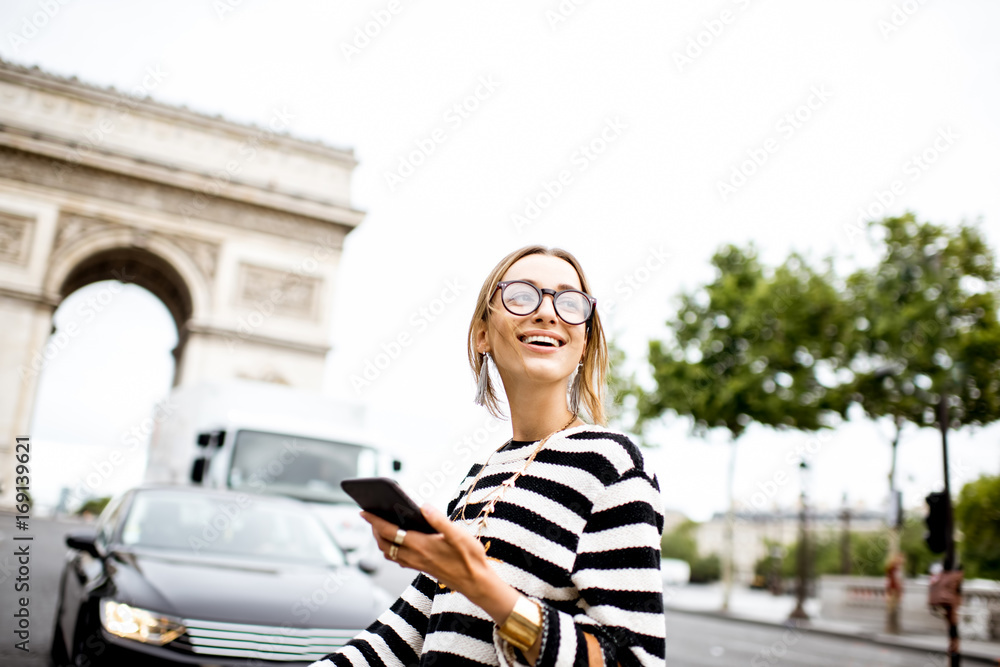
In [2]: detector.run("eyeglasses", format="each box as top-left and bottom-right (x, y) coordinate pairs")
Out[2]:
(494, 280), (596, 326)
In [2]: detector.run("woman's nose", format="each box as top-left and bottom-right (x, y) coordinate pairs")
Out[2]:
(533, 293), (558, 321)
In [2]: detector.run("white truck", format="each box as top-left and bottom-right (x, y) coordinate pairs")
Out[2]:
(144, 380), (402, 553)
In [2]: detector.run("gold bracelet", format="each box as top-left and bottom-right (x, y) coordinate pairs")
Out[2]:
(497, 596), (542, 654)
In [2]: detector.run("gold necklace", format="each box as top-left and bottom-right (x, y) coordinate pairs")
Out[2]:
(437, 414), (578, 590)
(458, 413), (578, 539)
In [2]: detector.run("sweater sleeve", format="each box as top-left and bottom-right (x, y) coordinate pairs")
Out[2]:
(310, 573), (437, 667)
(494, 468), (666, 667)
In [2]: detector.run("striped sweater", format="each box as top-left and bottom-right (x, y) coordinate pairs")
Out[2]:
(312, 424), (666, 667)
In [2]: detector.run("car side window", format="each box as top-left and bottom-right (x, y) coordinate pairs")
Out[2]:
(96, 494), (127, 549)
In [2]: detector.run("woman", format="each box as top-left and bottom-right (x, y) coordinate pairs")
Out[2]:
(313, 246), (666, 667)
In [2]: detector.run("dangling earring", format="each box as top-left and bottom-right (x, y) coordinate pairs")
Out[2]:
(569, 362), (583, 415)
(475, 353), (491, 406)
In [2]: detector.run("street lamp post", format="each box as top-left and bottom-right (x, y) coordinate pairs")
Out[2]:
(788, 460), (810, 621)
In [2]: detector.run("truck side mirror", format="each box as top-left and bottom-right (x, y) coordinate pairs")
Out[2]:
(196, 430), (225, 448)
(191, 457), (207, 483)
(393, 459), (403, 472)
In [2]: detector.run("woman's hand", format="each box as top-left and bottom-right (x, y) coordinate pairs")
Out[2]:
(362, 507), (607, 666)
(361, 507), (519, 623)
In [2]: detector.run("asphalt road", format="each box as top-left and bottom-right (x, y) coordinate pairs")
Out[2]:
(0, 511), (82, 667)
(0, 514), (986, 666)
(662, 610), (974, 666)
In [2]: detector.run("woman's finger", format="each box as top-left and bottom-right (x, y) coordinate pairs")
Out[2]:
(420, 504), (459, 537)
(361, 511), (404, 544)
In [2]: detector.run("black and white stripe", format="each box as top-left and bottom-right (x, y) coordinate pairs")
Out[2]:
(311, 424), (666, 667)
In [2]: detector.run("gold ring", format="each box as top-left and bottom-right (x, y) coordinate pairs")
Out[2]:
(393, 528), (407, 546)
(389, 544), (399, 560)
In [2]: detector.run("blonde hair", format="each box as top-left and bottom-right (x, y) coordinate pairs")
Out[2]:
(467, 246), (608, 425)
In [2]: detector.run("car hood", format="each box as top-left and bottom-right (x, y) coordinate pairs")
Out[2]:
(107, 549), (384, 629)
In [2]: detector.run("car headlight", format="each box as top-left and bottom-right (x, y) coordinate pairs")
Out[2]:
(100, 599), (185, 645)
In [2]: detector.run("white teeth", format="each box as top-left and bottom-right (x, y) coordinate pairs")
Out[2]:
(522, 335), (562, 347)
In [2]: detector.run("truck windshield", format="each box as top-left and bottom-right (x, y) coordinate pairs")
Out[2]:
(228, 430), (376, 503)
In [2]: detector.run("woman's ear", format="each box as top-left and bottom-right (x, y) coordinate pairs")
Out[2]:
(474, 322), (490, 355)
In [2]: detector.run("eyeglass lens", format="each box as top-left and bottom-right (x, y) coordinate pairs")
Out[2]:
(501, 282), (591, 324)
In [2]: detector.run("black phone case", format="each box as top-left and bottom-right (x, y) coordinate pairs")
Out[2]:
(340, 477), (436, 533)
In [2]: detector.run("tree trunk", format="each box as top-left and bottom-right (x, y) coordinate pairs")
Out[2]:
(721, 437), (737, 612)
(885, 416), (903, 634)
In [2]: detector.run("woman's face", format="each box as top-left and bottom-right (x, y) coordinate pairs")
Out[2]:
(478, 254), (588, 389)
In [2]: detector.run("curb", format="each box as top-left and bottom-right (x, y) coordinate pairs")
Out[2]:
(665, 606), (1000, 665)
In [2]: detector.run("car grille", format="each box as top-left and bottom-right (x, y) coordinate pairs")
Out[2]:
(171, 617), (357, 662)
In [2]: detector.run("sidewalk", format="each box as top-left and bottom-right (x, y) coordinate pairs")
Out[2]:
(664, 583), (1000, 664)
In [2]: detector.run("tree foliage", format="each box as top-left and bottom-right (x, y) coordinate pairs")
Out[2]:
(76, 496), (111, 517)
(754, 519), (937, 579)
(637, 244), (852, 438)
(955, 475), (1000, 580)
(660, 520), (721, 583)
(845, 214), (1000, 432)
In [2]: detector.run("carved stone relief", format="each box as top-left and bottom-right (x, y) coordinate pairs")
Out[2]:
(53, 212), (220, 282)
(236, 262), (321, 321)
(0, 146), (349, 250)
(0, 211), (34, 265)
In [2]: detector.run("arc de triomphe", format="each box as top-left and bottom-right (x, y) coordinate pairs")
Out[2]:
(0, 61), (364, 507)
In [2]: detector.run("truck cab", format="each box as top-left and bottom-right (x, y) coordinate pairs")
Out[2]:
(145, 381), (402, 553)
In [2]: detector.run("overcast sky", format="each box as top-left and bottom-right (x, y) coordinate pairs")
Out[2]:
(4, 0), (999, 521)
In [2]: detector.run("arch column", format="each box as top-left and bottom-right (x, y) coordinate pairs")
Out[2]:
(0, 290), (57, 507)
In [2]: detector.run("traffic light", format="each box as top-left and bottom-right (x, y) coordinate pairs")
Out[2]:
(924, 491), (948, 554)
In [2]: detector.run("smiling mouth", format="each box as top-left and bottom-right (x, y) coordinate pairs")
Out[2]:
(519, 334), (565, 348)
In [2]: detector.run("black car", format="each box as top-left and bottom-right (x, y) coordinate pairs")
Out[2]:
(51, 485), (390, 666)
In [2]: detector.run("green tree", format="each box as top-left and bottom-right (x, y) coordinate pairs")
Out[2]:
(660, 520), (720, 583)
(841, 213), (1000, 630)
(605, 338), (638, 431)
(637, 244), (853, 608)
(955, 475), (1000, 580)
(899, 516), (938, 578)
(76, 496), (111, 517)
(660, 519), (699, 563)
(845, 214), (1000, 476)
(753, 520), (937, 580)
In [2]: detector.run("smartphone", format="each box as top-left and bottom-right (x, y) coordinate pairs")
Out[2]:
(340, 477), (436, 533)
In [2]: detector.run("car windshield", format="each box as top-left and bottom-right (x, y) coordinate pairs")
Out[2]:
(120, 491), (345, 565)
(227, 430), (376, 503)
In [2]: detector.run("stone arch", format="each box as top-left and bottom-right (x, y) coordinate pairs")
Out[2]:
(0, 60), (362, 509)
(44, 229), (211, 333)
